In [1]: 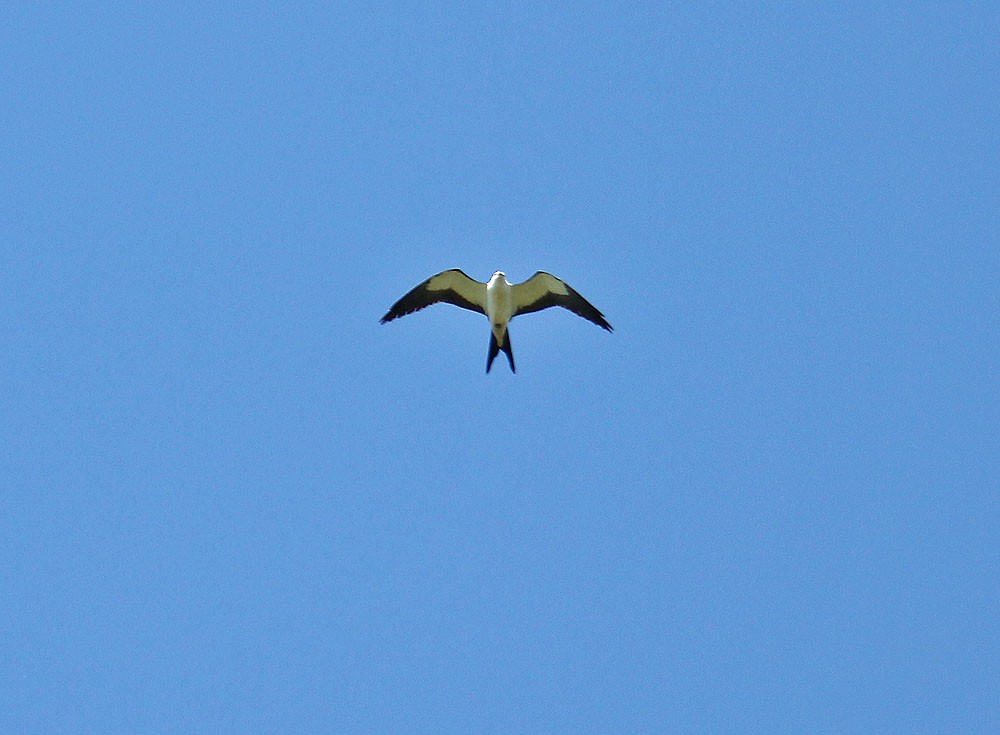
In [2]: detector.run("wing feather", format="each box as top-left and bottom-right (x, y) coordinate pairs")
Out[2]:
(380, 269), (486, 323)
(512, 271), (612, 331)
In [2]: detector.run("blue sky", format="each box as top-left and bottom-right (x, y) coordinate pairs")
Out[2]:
(3, 3), (997, 733)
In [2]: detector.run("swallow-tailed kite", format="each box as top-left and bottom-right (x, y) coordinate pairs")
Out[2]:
(380, 270), (612, 373)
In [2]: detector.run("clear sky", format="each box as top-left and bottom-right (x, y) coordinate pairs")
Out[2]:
(3, 3), (997, 733)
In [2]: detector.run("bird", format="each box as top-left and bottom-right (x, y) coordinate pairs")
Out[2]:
(380, 269), (612, 373)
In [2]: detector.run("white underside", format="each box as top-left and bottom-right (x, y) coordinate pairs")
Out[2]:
(486, 272), (514, 337)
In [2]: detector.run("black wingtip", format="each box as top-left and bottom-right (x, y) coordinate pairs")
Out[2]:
(591, 308), (613, 332)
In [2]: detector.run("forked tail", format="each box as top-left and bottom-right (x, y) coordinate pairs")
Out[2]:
(487, 329), (516, 373)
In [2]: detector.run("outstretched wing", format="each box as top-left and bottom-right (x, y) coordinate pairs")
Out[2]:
(380, 269), (487, 324)
(512, 271), (613, 331)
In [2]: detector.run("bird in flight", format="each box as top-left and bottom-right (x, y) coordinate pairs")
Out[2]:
(380, 269), (612, 373)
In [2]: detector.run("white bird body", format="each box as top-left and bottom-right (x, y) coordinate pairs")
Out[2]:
(486, 271), (515, 338)
(381, 269), (612, 373)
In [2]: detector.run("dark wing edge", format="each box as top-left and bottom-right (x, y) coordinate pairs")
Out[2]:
(380, 269), (486, 324)
(513, 271), (613, 332)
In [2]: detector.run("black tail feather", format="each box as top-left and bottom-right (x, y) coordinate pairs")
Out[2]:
(487, 330), (516, 373)
(487, 332), (499, 373)
(501, 331), (515, 373)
